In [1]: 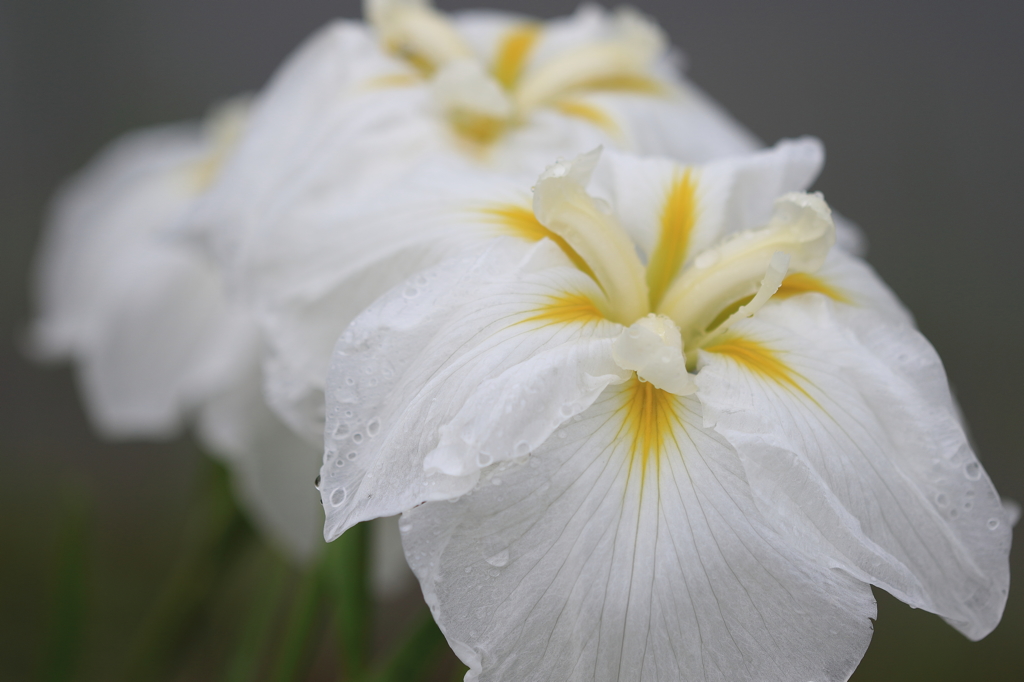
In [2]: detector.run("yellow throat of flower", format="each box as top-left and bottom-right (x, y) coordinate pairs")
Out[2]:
(366, 0), (668, 148)
(530, 150), (836, 393)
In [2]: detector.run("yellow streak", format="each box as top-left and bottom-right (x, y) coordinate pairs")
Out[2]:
(704, 337), (815, 402)
(363, 73), (422, 90)
(574, 74), (664, 95)
(552, 100), (620, 137)
(519, 292), (605, 327)
(449, 111), (506, 146)
(619, 377), (677, 473)
(477, 204), (597, 281)
(775, 273), (852, 304)
(493, 24), (541, 89)
(647, 169), (698, 310)
(386, 40), (437, 76)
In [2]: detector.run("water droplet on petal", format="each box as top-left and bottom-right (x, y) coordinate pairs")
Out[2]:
(485, 549), (509, 567)
(935, 493), (949, 507)
(330, 488), (346, 505)
(514, 441), (530, 456)
(367, 418), (380, 436)
(964, 462), (981, 480)
(346, 451), (358, 461)
(313, 475), (321, 490)
(352, 433), (364, 444)
(988, 518), (1001, 530)
(477, 453), (493, 467)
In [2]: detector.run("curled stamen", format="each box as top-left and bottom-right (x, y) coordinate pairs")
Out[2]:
(513, 8), (666, 114)
(659, 192), (835, 344)
(366, 0), (472, 74)
(533, 150), (649, 326)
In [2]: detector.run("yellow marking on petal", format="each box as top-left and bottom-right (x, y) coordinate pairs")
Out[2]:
(574, 74), (664, 96)
(551, 100), (620, 137)
(477, 204), (597, 281)
(385, 40), (438, 76)
(704, 337), (816, 403)
(519, 292), (605, 327)
(647, 169), (698, 310)
(775, 273), (852, 304)
(619, 376), (677, 473)
(363, 73), (422, 89)
(493, 24), (541, 90)
(449, 111), (506, 146)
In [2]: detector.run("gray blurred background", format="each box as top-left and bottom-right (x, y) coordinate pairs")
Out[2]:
(1, 0), (1021, 679)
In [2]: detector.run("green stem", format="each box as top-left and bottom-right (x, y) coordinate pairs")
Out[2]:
(41, 491), (91, 682)
(322, 523), (371, 679)
(221, 551), (289, 682)
(363, 608), (449, 682)
(117, 458), (250, 682)
(268, 566), (324, 682)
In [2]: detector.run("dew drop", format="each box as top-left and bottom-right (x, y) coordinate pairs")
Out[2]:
(403, 286), (419, 298)
(399, 518), (413, 532)
(346, 451), (358, 461)
(477, 453), (493, 467)
(514, 441), (530, 457)
(313, 475), (321, 490)
(963, 501), (973, 511)
(949, 508), (960, 519)
(367, 418), (381, 437)
(345, 377), (355, 386)
(333, 423), (350, 439)
(935, 493), (949, 507)
(485, 549), (509, 567)
(344, 410), (354, 418)
(559, 405), (573, 417)
(964, 462), (981, 480)
(988, 518), (1001, 530)
(330, 488), (346, 505)
(352, 433), (364, 444)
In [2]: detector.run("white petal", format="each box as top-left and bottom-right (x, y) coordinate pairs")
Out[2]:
(589, 138), (824, 273)
(188, 20), (433, 269)
(198, 364), (325, 561)
(32, 123), (209, 361)
(773, 248), (914, 327)
(319, 239), (628, 539)
(695, 296), (1011, 639)
(77, 244), (255, 437)
(403, 382), (875, 682)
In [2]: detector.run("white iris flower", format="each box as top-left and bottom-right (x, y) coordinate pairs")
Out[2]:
(31, 101), (334, 563)
(189, 0), (758, 303)
(319, 147), (1011, 680)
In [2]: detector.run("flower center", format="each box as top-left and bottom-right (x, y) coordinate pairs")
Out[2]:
(531, 152), (836, 392)
(367, 0), (667, 148)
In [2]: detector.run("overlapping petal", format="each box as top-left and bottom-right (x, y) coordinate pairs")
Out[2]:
(321, 239), (632, 538)
(402, 382), (875, 682)
(696, 296), (1010, 638)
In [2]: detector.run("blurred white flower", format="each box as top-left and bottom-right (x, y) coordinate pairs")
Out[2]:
(29, 101), (402, 572)
(318, 147), (1011, 680)
(180, 1), (765, 444)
